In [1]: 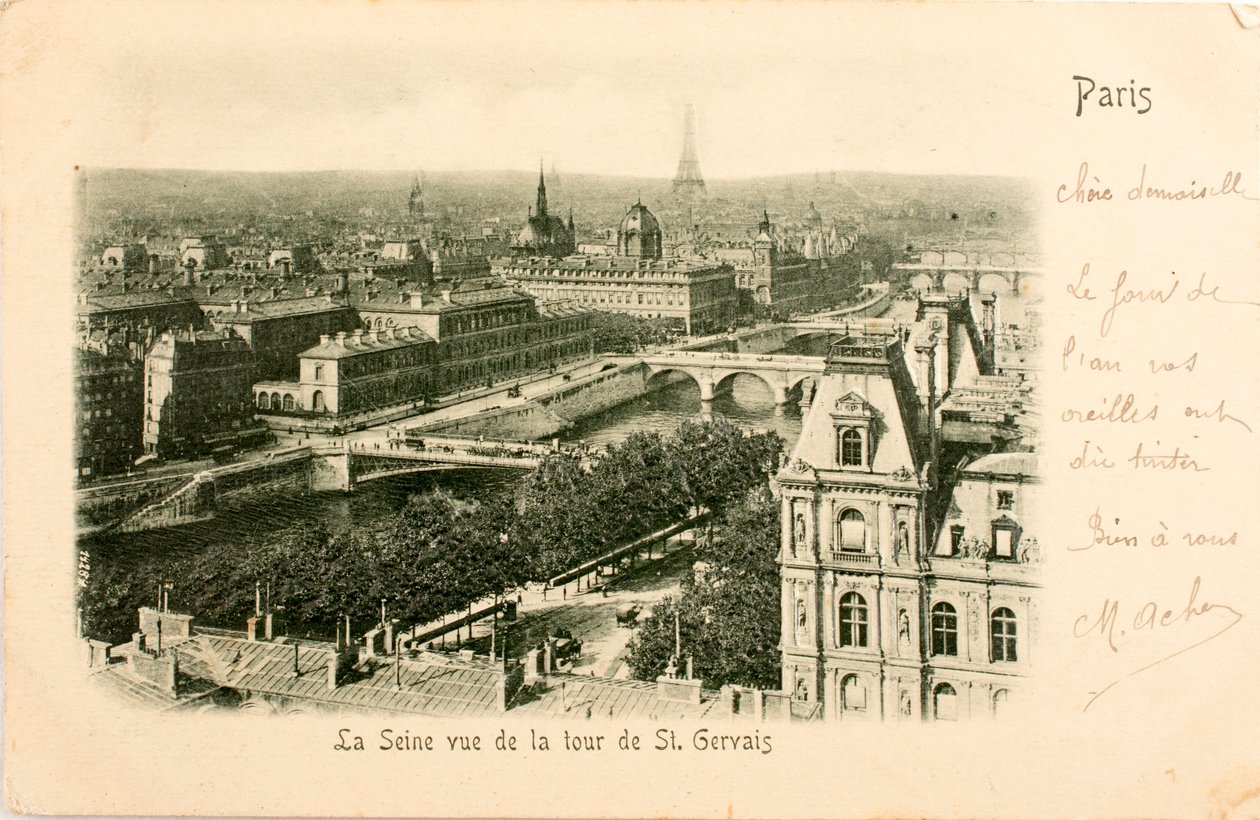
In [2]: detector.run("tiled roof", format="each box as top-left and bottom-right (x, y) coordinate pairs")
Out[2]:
(512, 673), (721, 720)
(299, 328), (435, 360)
(179, 635), (505, 717)
(963, 451), (1038, 478)
(217, 296), (351, 321)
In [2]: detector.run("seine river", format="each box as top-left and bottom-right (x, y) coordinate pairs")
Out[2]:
(80, 375), (802, 574)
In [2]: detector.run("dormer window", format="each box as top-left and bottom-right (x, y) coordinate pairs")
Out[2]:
(830, 391), (876, 472)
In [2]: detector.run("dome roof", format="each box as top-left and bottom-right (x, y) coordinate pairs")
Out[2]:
(619, 202), (660, 235)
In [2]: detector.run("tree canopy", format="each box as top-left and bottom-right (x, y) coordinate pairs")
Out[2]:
(625, 487), (782, 690)
(80, 418), (784, 646)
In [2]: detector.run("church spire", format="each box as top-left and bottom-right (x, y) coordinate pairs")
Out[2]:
(536, 159), (548, 218)
(408, 172), (424, 217)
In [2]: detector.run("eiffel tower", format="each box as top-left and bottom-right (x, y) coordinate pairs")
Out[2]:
(671, 104), (706, 198)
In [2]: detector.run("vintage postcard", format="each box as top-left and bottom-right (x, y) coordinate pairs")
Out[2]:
(2, 1), (1258, 816)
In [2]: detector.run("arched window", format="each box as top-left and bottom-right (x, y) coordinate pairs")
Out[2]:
(840, 428), (863, 466)
(282, 394), (295, 412)
(838, 509), (866, 552)
(312, 390), (325, 413)
(934, 683), (958, 720)
(839, 592), (868, 647)
(841, 674), (866, 711)
(991, 607), (1018, 662)
(271, 392), (281, 410)
(992, 688), (1009, 718)
(931, 602), (958, 656)
(257, 393), (270, 410)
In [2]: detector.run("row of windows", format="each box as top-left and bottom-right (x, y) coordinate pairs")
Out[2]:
(813, 593), (1019, 663)
(931, 602), (1018, 661)
(829, 676), (1012, 720)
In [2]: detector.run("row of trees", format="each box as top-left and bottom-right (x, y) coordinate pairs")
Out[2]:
(625, 488), (783, 690)
(588, 311), (680, 354)
(79, 419), (783, 645)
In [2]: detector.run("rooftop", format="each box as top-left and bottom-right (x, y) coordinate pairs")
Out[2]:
(962, 451), (1039, 479)
(300, 327), (435, 360)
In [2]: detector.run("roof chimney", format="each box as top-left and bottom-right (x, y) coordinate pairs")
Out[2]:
(441, 289), (452, 303)
(335, 331), (347, 346)
(319, 334), (331, 346)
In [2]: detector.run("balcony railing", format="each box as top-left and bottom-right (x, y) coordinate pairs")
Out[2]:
(827, 550), (878, 567)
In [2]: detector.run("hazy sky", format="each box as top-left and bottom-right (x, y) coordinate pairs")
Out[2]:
(6, 1), (1179, 180)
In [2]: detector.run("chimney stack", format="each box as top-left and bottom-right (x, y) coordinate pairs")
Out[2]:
(319, 334), (331, 346)
(335, 331), (347, 346)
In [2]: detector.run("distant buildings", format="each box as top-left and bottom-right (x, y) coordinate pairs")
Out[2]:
(495, 200), (739, 336)
(511, 166), (575, 258)
(179, 235), (229, 270)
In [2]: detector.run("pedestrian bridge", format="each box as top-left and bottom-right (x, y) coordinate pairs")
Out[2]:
(635, 350), (826, 406)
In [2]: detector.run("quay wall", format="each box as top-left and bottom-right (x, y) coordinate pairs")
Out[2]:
(415, 364), (652, 440)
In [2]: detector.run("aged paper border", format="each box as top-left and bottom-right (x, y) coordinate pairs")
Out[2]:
(4, 1), (1260, 816)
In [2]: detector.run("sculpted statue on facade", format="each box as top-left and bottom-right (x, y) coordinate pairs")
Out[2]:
(1017, 536), (1040, 563)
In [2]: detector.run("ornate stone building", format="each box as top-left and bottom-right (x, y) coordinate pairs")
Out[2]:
(495, 201), (738, 336)
(511, 165), (575, 258)
(776, 294), (1039, 721)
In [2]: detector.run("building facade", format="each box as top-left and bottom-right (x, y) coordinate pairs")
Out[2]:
(776, 328), (1039, 722)
(495, 202), (738, 336)
(259, 281), (593, 421)
(209, 296), (359, 381)
(142, 329), (265, 458)
(76, 340), (144, 480)
(258, 327), (439, 418)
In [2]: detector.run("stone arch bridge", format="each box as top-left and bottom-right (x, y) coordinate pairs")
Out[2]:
(637, 351), (826, 406)
(893, 249), (1043, 295)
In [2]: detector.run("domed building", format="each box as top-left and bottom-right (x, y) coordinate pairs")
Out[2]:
(616, 200), (664, 259)
(511, 164), (575, 258)
(494, 197), (738, 337)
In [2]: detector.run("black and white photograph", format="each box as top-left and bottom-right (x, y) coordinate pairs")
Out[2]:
(5, 2), (1258, 816)
(72, 81), (1041, 726)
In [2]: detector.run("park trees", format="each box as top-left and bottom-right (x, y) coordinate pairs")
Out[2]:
(624, 487), (781, 690)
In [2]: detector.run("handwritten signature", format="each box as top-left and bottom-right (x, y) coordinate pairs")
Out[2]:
(1074, 575), (1244, 711)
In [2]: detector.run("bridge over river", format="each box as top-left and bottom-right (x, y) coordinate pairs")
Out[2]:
(106, 435), (581, 534)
